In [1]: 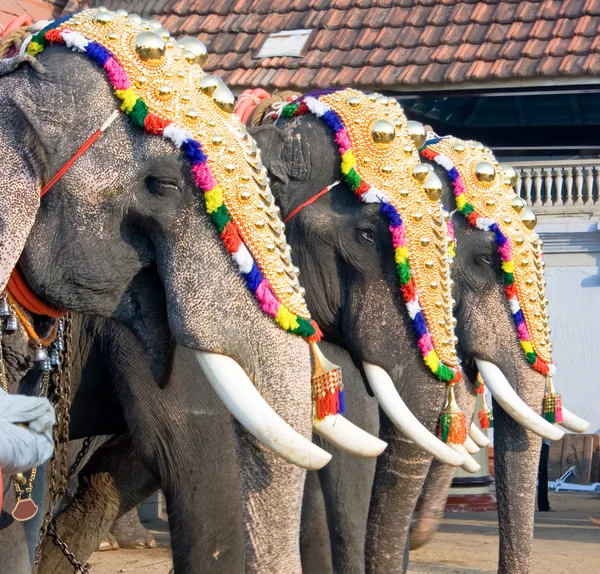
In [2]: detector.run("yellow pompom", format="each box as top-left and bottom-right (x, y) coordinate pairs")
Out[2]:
(115, 88), (138, 113)
(424, 350), (440, 372)
(26, 41), (44, 56)
(340, 151), (356, 175)
(520, 340), (534, 354)
(394, 247), (409, 264)
(501, 260), (514, 273)
(204, 186), (223, 214)
(456, 195), (466, 210)
(276, 306), (300, 331)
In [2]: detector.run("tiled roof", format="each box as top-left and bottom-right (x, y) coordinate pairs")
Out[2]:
(0, 0), (64, 28)
(59, 1), (600, 92)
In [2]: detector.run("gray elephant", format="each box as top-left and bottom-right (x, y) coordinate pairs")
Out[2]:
(29, 85), (468, 572)
(0, 11), (340, 572)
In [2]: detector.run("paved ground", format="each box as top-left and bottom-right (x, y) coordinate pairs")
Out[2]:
(88, 492), (600, 573)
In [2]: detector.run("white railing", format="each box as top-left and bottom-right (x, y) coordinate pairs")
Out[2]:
(500, 159), (600, 214)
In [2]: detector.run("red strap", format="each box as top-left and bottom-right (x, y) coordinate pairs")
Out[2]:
(6, 110), (121, 317)
(283, 181), (340, 224)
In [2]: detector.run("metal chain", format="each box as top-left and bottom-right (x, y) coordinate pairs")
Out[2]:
(33, 314), (75, 568)
(47, 522), (91, 574)
(68, 437), (92, 479)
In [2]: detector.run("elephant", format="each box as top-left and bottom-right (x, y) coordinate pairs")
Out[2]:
(27, 85), (469, 572)
(0, 12), (343, 572)
(297, 131), (589, 573)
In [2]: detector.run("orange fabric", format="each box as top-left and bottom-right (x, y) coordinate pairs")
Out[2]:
(7, 268), (65, 319)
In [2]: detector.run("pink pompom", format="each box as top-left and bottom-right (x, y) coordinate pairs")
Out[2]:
(453, 180), (465, 195)
(390, 225), (406, 249)
(516, 322), (530, 340)
(191, 162), (217, 192)
(104, 57), (131, 91)
(256, 281), (280, 317)
(417, 333), (434, 355)
(498, 242), (512, 261)
(335, 129), (352, 155)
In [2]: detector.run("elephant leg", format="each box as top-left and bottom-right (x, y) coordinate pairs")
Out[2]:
(109, 505), (157, 549)
(366, 421), (432, 574)
(37, 441), (157, 574)
(300, 470), (332, 574)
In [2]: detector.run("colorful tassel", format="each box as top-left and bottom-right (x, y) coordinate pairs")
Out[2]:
(439, 383), (467, 444)
(478, 390), (494, 429)
(543, 376), (563, 424)
(310, 343), (345, 420)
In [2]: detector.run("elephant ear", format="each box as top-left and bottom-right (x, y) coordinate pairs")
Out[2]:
(249, 124), (312, 217)
(0, 54), (48, 293)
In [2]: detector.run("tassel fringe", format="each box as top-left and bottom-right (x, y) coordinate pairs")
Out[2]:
(543, 376), (563, 424)
(311, 343), (345, 420)
(439, 383), (467, 444)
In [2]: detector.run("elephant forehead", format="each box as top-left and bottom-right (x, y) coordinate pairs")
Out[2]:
(33, 9), (310, 319)
(320, 89), (457, 368)
(426, 136), (551, 365)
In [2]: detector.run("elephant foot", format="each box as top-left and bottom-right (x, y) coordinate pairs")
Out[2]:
(110, 508), (156, 549)
(98, 533), (120, 552)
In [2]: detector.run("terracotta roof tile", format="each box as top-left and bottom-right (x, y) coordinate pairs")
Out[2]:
(58, 0), (600, 90)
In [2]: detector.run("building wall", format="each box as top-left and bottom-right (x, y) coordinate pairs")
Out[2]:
(545, 263), (600, 433)
(541, 217), (600, 433)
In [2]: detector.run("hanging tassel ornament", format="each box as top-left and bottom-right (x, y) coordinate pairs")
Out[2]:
(440, 383), (467, 444)
(474, 372), (493, 429)
(543, 376), (563, 424)
(478, 390), (494, 429)
(311, 343), (346, 420)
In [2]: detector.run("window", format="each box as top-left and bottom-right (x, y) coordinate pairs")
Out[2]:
(256, 29), (312, 59)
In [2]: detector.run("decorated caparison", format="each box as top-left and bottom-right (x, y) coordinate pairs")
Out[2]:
(23, 8), (347, 420)
(420, 135), (562, 423)
(281, 89), (468, 443)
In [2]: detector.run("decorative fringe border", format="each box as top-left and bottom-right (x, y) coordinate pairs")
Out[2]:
(28, 19), (321, 344)
(420, 141), (555, 378)
(281, 98), (461, 385)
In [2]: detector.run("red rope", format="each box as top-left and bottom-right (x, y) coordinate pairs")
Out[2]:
(283, 181), (339, 224)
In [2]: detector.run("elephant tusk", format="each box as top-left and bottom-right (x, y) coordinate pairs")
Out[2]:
(362, 362), (465, 467)
(312, 415), (387, 458)
(463, 435), (480, 455)
(311, 345), (386, 457)
(559, 408), (590, 434)
(469, 422), (491, 448)
(195, 351), (332, 470)
(450, 444), (481, 473)
(475, 359), (564, 441)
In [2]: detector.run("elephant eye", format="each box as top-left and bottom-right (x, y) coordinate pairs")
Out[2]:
(146, 175), (181, 196)
(477, 253), (492, 266)
(360, 228), (376, 244)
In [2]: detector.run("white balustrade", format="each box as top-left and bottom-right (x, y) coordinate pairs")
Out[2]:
(499, 159), (600, 214)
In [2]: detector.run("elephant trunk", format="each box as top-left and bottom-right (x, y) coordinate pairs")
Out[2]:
(494, 400), (542, 573)
(409, 460), (456, 550)
(366, 421), (433, 573)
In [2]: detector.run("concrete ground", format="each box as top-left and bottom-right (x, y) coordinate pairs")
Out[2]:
(87, 492), (600, 573)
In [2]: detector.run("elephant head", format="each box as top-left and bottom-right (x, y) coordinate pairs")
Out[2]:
(251, 89), (482, 569)
(0, 11), (335, 568)
(418, 134), (589, 572)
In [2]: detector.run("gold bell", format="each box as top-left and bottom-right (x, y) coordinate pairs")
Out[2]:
(200, 74), (220, 96)
(407, 121), (427, 149)
(412, 163), (430, 182)
(212, 82), (235, 113)
(519, 206), (537, 230)
(371, 119), (395, 144)
(511, 196), (526, 213)
(177, 36), (208, 67)
(134, 31), (166, 61)
(503, 166), (518, 187)
(474, 161), (496, 183)
(422, 169), (444, 201)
